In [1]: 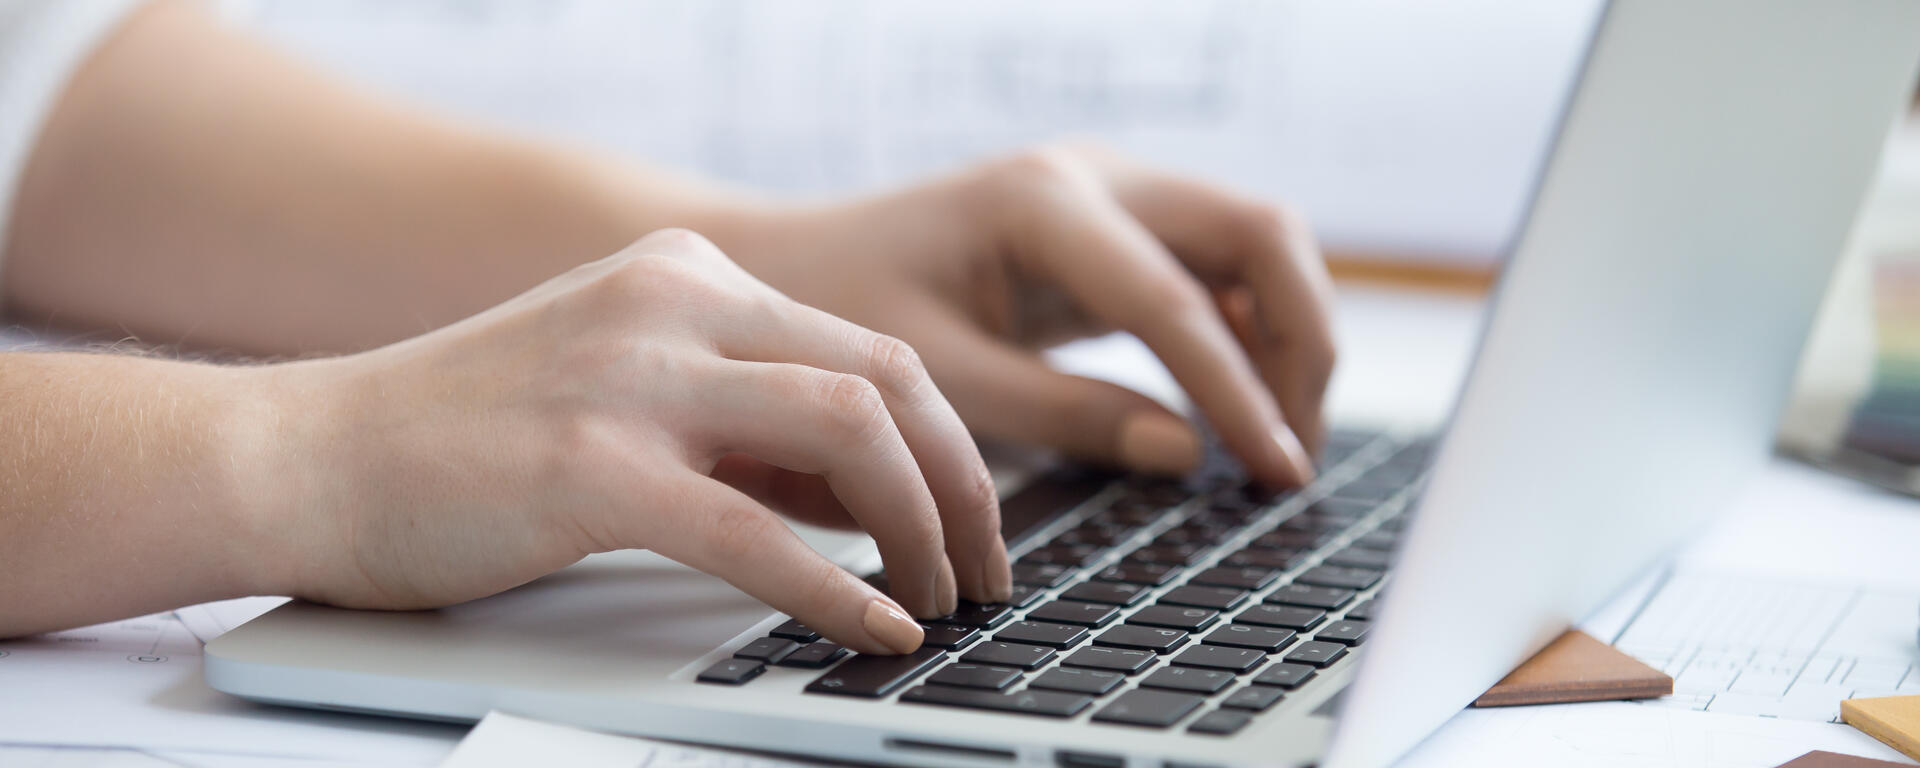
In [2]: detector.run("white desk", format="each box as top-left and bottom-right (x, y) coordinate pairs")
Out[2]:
(4, 286), (1916, 767)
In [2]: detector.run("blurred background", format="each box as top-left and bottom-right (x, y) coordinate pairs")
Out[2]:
(221, 0), (1599, 282)
(217, 0), (1918, 486)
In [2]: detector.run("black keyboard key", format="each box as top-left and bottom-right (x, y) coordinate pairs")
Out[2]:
(1221, 549), (1307, 570)
(1098, 503), (1163, 528)
(768, 619), (819, 643)
(1030, 667), (1124, 695)
(1267, 584), (1355, 610)
(1061, 581), (1150, 607)
(805, 647), (945, 697)
(1094, 563), (1181, 587)
(931, 601), (1015, 629)
(1126, 544), (1210, 567)
(1307, 498), (1374, 520)
(1021, 544), (1101, 567)
(1297, 566), (1383, 591)
(1008, 583), (1045, 608)
(1316, 619), (1370, 646)
(900, 685), (1093, 718)
(1011, 563), (1074, 588)
(995, 621), (1090, 649)
(1325, 547), (1393, 570)
(1277, 515), (1345, 533)
(1345, 599), (1376, 621)
(1189, 566), (1280, 592)
(1141, 666), (1235, 694)
(1203, 625), (1297, 653)
(776, 641), (848, 668)
(919, 623), (982, 650)
(1123, 480), (1191, 508)
(1154, 524), (1230, 547)
(1171, 645), (1267, 674)
(1251, 662), (1316, 689)
(1284, 641), (1349, 667)
(1092, 689), (1206, 728)
(734, 637), (800, 664)
(1054, 527), (1125, 548)
(697, 658), (765, 685)
(1061, 646), (1157, 674)
(1026, 600), (1119, 628)
(1221, 685), (1285, 712)
(1188, 708), (1254, 736)
(1159, 586), (1249, 611)
(1251, 530), (1335, 550)
(1236, 604), (1327, 631)
(961, 641), (1056, 670)
(1125, 605), (1219, 632)
(926, 662), (1022, 690)
(1352, 530), (1398, 551)
(1093, 625), (1189, 654)
(1187, 511), (1255, 533)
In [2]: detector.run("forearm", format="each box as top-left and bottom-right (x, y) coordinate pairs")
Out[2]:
(1, 0), (763, 355)
(0, 351), (295, 635)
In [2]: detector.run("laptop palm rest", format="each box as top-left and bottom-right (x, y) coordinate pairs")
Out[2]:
(206, 527), (880, 717)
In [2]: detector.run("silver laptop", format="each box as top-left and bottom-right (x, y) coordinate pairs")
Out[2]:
(204, 2), (1920, 766)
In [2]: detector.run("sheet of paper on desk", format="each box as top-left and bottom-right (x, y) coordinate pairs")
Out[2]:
(1403, 461), (1920, 767)
(442, 712), (827, 768)
(0, 609), (462, 763)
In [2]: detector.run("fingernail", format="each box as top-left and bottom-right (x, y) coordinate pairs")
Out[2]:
(985, 546), (1013, 603)
(1271, 424), (1317, 485)
(934, 564), (958, 617)
(1117, 412), (1202, 476)
(863, 599), (924, 654)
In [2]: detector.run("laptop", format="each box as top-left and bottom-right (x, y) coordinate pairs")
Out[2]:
(203, 2), (1920, 766)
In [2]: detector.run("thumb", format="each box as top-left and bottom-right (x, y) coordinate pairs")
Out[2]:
(923, 323), (1202, 477)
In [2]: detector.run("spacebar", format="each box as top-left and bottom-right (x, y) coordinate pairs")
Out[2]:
(804, 648), (945, 698)
(900, 685), (1093, 717)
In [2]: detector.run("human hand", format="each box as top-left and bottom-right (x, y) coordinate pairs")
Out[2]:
(255, 229), (1007, 654)
(714, 145), (1335, 489)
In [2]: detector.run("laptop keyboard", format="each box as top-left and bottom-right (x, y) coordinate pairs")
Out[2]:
(695, 427), (1431, 737)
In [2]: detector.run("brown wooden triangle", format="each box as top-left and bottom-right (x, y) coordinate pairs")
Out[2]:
(1472, 628), (1672, 707)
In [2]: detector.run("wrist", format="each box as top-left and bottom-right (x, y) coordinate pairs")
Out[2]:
(218, 357), (362, 600)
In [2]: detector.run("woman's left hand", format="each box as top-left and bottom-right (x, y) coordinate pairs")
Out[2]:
(709, 144), (1336, 490)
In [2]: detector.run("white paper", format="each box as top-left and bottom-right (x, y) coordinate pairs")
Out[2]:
(1406, 460), (1920, 767)
(174, 596), (290, 644)
(0, 610), (461, 764)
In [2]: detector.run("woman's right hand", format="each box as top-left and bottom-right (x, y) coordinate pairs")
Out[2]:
(251, 229), (1008, 655)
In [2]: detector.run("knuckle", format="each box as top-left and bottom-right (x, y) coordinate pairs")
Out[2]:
(910, 514), (947, 558)
(1238, 201), (1306, 242)
(605, 252), (731, 311)
(862, 334), (929, 396)
(961, 463), (1002, 542)
(994, 145), (1088, 192)
(794, 561), (845, 615)
(703, 502), (771, 562)
(628, 227), (722, 261)
(816, 372), (891, 444)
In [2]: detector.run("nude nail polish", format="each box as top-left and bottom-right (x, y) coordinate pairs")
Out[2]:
(863, 599), (924, 654)
(1272, 424), (1317, 484)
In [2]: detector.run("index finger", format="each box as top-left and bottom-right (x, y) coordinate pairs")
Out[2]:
(1086, 155), (1338, 455)
(992, 154), (1315, 487)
